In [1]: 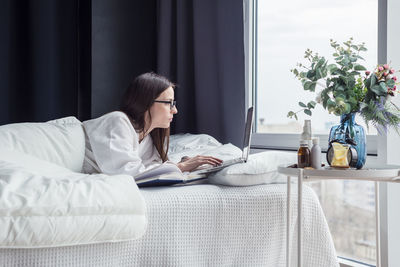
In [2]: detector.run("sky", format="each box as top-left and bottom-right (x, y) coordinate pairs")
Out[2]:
(256, 0), (378, 134)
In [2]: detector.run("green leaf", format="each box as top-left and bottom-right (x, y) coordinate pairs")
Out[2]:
(348, 96), (358, 105)
(354, 64), (367, 71)
(315, 58), (325, 68)
(327, 99), (336, 109)
(327, 64), (338, 74)
(299, 102), (307, 108)
(306, 70), (316, 79)
(364, 76), (371, 88)
(336, 85), (345, 91)
(369, 74), (377, 88)
(334, 92), (346, 99)
(304, 109), (312, 116)
(322, 99), (328, 109)
(307, 101), (316, 109)
(326, 78), (331, 87)
(294, 114), (298, 120)
(387, 79), (395, 88)
(303, 81), (311, 90)
(349, 56), (358, 62)
(371, 84), (386, 95)
(359, 47), (367, 51)
(350, 71), (360, 76)
(335, 69), (347, 76)
(379, 82), (388, 94)
(316, 68), (323, 80)
(339, 57), (350, 66)
(344, 103), (352, 114)
(309, 82), (317, 91)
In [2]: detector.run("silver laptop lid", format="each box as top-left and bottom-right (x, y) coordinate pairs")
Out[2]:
(242, 107), (254, 162)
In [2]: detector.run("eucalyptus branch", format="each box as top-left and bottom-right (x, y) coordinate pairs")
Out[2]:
(290, 38), (400, 135)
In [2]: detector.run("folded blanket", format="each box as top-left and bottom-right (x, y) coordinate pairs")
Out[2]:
(0, 151), (147, 248)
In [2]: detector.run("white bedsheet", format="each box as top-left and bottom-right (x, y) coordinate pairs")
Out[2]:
(0, 184), (339, 267)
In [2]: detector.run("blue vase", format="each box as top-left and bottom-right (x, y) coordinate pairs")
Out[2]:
(327, 113), (366, 169)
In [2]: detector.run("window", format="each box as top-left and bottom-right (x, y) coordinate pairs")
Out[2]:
(247, 0), (378, 154)
(309, 180), (377, 266)
(244, 0), (382, 265)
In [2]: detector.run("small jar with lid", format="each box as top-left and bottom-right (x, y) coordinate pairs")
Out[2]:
(297, 140), (311, 168)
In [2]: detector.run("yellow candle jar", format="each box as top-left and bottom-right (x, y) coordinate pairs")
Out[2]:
(331, 142), (350, 168)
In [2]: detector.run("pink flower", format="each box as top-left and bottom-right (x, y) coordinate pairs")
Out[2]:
(383, 72), (388, 77)
(390, 68), (395, 74)
(393, 76), (397, 81)
(394, 85), (397, 91)
(378, 66), (384, 71)
(365, 71), (370, 76)
(384, 64), (389, 69)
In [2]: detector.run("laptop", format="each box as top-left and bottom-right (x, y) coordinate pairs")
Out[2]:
(190, 106), (254, 175)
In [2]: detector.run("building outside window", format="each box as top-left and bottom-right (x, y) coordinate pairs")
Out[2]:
(251, 0), (379, 265)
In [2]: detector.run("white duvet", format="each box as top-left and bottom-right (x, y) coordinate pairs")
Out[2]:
(0, 152), (147, 248)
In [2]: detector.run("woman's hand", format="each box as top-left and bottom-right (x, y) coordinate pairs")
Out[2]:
(177, 155), (223, 172)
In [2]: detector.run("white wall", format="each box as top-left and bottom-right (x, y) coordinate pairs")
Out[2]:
(383, 1), (400, 266)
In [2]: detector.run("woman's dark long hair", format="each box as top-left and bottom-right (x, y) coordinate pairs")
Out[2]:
(120, 72), (175, 162)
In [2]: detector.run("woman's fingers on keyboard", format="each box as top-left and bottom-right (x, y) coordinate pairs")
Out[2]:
(200, 156), (223, 166)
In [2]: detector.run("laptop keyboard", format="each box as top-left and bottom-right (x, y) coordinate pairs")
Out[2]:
(220, 158), (242, 166)
(192, 157), (243, 174)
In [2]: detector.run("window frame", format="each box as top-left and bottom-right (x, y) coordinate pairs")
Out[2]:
(244, 0), (378, 155)
(243, 0), (391, 266)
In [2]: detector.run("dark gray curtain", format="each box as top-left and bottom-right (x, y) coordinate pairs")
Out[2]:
(0, 0), (91, 125)
(1, 0), (246, 147)
(91, 0), (157, 118)
(156, 0), (246, 147)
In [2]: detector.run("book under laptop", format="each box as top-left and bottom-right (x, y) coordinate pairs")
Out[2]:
(136, 107), (254, 187)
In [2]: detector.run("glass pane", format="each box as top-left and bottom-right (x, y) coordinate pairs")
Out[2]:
(309, 180), (376, 265)
(256, 0), (378, 135)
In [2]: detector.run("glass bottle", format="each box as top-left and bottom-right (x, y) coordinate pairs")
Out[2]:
(298, 140), (311, 168)
(300, 120), (312, 148)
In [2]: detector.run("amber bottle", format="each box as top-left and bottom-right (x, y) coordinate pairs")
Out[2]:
(297, 140), (311, 168)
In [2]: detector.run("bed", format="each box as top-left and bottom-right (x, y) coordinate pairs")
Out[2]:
(1, 184), (338, 266)
(0, 119), (339, 266)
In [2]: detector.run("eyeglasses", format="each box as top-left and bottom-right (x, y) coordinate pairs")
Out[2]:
(154, 100), (177, 110)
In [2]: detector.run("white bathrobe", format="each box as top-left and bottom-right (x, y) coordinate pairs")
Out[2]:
(82, 111), (162, 178)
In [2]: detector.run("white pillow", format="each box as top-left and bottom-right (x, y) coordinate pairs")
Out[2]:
(0, 117), (85, 172)
(168, 133), (242, 163)
(169, 133), (222, 154)
(208, 151), (297, 186)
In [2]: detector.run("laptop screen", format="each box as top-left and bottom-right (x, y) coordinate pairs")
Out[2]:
(242, 107), (254, 162)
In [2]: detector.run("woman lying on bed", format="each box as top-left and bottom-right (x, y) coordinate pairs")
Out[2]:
(82, 72), (222, 177)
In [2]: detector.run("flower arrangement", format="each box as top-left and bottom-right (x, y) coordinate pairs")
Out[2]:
(288, 38), (400, 133)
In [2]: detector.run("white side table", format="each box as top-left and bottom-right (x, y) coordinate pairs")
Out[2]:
(277, 165), (400, 267)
